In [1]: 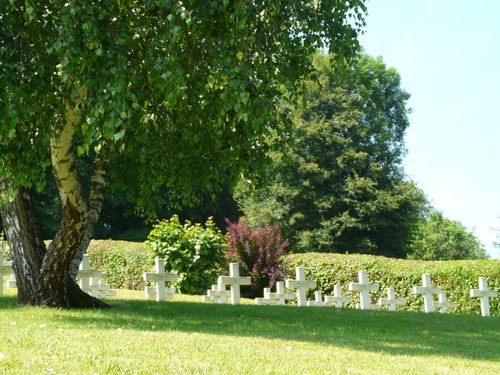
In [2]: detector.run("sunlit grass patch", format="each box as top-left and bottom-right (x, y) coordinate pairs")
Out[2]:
(1, 288), (500, 374)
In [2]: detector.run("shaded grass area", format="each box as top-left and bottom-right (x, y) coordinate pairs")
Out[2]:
(1, 289), (500, 374)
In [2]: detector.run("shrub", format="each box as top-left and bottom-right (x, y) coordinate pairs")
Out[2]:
(225, 217), (291, 297)
(284, 252), (500, 315)
(146, 215), (227, 295)
(86, 240), (155, 290)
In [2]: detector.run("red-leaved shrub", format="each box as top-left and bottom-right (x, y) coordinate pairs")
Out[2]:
(225, 217), (291, 297)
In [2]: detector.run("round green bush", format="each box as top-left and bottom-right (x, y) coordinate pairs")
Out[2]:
(146, 215), (228, 295)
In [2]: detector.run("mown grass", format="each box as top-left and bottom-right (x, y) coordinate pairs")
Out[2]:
(1, 287), (500, 375)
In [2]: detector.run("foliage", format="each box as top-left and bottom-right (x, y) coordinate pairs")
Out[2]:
(0, 1), (367, 307)
(0, 0), (367, 211)
(284, 252), (500, 315)
(85, 240), (155, 290)
(237, 53), (428, 257)
(407, 210), (489, 261)
(225, 217), (291, 296)
(147, 215), (227, 294)
(0, 232), (9, 261)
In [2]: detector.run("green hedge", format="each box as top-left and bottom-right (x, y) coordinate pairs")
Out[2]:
(86, 240), (155, 290)
(283, 253), (500, 315)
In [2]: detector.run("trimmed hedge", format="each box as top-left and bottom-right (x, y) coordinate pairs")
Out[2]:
(284, 253), (500, 315)
(86, 240), (155, 290)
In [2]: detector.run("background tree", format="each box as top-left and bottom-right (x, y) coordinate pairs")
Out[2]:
(0, 1), (366, 307)
(407, 209), (489, 261)
(238, 53), (428, 257)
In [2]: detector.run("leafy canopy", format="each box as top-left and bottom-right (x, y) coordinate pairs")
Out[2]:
(1, 0), (367, 213)
(407, 210), (489, 261)
(237, 53), (428, 257)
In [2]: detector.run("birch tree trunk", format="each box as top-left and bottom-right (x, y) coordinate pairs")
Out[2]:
(0, 86), (109, 308)
(32, 87), (109, 308)
(0, 179), (45, 304)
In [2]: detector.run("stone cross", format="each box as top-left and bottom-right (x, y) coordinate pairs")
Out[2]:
(268, 281), (295, 306)
(78, 255), (103, 294)
(325, 285), (352, 308)
(470, 277), (498, 316)
(378, 287), (405, 311)
(145, 285), (175, 300)
(255, 287), (279, 305)
(0, 251), (14, 295)
(433, 292), (456, 313)
(207, 284), (230, 304)
(349, 270), (379, 310)
(285, 267), (317, 306)
(7, 272), (16, 288)
(143, 257), (178, 302)
(413, 274), (442, 313)
(89, 278), (116, 299)
(218, 263), (251, 305)
(201, 285), (218, 303)
(307, 291), (332, 307)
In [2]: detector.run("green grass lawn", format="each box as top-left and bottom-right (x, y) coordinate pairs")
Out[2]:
(1, 288), (499, 374)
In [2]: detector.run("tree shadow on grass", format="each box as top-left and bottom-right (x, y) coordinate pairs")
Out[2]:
(39, 298), (500, 363)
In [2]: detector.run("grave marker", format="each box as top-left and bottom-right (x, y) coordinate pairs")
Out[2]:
(413, 274), (442, 313)
(285, 267), (316, 306)
(255, 288), (280, 305)
(378, 287), (405, 311)
(470, 277), (498, 316)
(7, 273), (16, 288)
(325, 285), (352, 308)
(78, 255), (103, 293)
(268, 281), (295, 306)
(0, 251), (14, 295)
(145, 286), (175, 300)
(349, 270), (379, 310)
(218, 263), (251, 305)
(143, 257), (178, 302)
(307, 291), (332, 307)
(202, 285), (217, 303)
(433, 292), (456, 314)
(207, 284), (230, 304)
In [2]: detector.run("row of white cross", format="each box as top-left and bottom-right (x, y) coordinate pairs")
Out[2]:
(2, 253), (498, 316)
(0, 252), (116, 299)
(197, 265), (498, 316)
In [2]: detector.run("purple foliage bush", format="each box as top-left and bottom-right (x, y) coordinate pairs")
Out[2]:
(225, 217), (291, 297)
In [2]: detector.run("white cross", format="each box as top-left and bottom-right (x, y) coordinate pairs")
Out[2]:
(470, 277), (498, 316)
(349, 270), (379, 310)
(208, 284), (230, 304)
(433, 292), (456, 314)
(267, 281), (295, 306)
(7, 273), (16, 288)
(0, 251), (14, 295)
(255, 287), (279, 305)
(285, 267), (316, 306)
(378, 287), (405, 311)
(78, 255), (103, 294)
(325, 285), (352, 308)
(145, 286), (175, 300)
(218, 263), (251, 305)
(143, 257), (178, 302)
(202, 285), (217, 303)
(307, 291), (332, 307)
(413, 274), (442, 313)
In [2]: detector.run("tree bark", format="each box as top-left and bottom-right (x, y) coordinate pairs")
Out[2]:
(32, 87), (109, 308)
(0, 86), (110, 309)
(68, 141), (112, 281)
(0, 178), (45, 304)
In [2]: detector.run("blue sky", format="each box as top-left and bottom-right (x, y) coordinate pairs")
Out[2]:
(358, 0), (500, 258)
